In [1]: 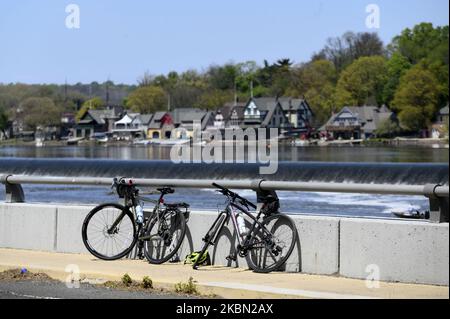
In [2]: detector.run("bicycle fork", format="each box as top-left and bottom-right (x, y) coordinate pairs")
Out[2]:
(193, 211), (228, 270)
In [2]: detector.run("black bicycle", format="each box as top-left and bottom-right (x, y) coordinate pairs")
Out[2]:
(193, 183), (297, 273)
(82, 178), (190, 264)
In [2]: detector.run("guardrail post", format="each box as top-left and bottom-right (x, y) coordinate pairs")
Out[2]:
(1, 175), (26, 203)
(424, 184), (449, 223)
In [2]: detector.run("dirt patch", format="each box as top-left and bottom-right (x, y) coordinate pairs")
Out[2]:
(102, 280), (189, 297)
(0, 269), (56, 282)
(102, 277), (217, 298)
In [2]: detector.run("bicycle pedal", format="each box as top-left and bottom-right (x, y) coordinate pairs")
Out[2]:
(226, 254), (237, 262)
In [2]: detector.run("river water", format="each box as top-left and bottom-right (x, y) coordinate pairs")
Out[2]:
(0, 144), (448, 219)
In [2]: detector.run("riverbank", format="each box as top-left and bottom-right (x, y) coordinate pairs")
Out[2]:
(363, 137), (449, 148)
(1, 137), (449, 149)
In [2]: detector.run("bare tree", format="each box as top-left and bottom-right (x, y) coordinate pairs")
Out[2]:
(318, 32), (385, 71)
(138, 71), (155, 87)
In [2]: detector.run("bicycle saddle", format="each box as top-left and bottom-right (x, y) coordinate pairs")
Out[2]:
(165, 203), (190, 209)
(157, 187), (175, 194)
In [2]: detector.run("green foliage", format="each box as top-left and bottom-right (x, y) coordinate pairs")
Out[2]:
(389, 23), (448, 64)
(22, 97), (61, 130)
(0, 106), (8, 135)
(121, 273), (133, 287)
(194, 89), (233, 110)
(389, 23), (449, 107)
(382, 53), (412, 105)
(374, 118), (402, 138)
(174, 277), (199, 295)
(398, 107), (427, 132)
(0, 93), (20, 111)
(83, 97), (104, 109)
(207, 64), (239, 91)
(289, 60), (337, 124)
(335, 56), (387, 107)
(392, 64), (440, 132)
(126, 86), (167, 114)
(0, 22), (447, 136)
(141, 276), (153, 289)
(75, 97), (104, 122)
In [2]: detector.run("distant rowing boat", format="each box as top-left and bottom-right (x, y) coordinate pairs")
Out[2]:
(157, 139), (190, 146)
(67, 137), (84, 145)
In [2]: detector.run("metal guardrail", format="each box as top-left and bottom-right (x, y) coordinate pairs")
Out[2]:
(1, 174), (449, 223)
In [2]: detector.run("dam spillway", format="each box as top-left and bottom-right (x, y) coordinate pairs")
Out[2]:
(0, 158), (448, 185)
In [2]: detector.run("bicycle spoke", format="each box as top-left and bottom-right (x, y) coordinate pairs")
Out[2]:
(83, 205), (136, 259)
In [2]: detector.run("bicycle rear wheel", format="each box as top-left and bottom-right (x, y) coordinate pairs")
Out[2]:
(82, 203), (137, 261)
(246, 214), (297, 273)
(143, 210), (186, 264)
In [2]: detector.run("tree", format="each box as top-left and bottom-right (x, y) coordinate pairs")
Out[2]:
(22, 97), (61, 130)
(304, 85), (336, 126)
(76, 97), (104, 121)
(374, 118), (401, 138)
(138, 71), (155, 87)
(388, 23), (449, 105)
(169, 84), (203, 109)
(234, 61), (266, 97)
(275, 58), (294, 69)
(335, 56), (387, 107)
(0, 106), (8, 139)
(65, 91), (87, 112)
(126, 86), (167, 113)
(382, 52), (412, 106)
(261, 58), (295, 96)
(207, 64), (238, 91)
(194, 89), (233, 110)
(389, 23), (448, 64)
(317, 32), (385, 72)
(392, 65), (440, 132)
(0, 93), (19, 111)
(288, 60), (337, 124)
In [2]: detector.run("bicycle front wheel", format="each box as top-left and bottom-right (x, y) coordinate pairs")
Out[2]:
(82, 203), (137, 261)
(246, 214), (297, 273)
(143, 210), (186, 264)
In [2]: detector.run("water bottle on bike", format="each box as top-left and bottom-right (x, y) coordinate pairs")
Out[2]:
(136, 202), (144, 224)
(236, 213), (249, 237)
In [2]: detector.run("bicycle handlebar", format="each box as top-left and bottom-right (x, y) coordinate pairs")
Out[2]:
(212, 183), (257, 209)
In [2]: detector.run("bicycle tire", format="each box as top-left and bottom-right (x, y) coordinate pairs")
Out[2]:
(82, 203), (137, 261)
(212, 227), (236, 267)
(143, 210), (187, 265)
(245, 214), (297, 273)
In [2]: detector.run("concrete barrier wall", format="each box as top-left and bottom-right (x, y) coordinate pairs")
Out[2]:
(340, 218), (449, 286)
(0, 203), (448, 286)
(0, 203), (57, 251)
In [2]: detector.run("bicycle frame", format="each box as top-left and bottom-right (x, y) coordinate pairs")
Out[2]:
(107, 189), (167, 238)
(208, 195), (274, 254)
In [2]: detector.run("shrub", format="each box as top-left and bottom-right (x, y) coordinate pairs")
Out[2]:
(141, 276), (153, 289)
(174, 277), (199, 295)
(121, 273), (133, 287)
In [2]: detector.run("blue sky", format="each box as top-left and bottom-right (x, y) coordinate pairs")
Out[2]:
(0, 0), (448, 85)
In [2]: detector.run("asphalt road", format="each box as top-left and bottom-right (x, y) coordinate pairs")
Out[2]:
(0, 280), (194, 299)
